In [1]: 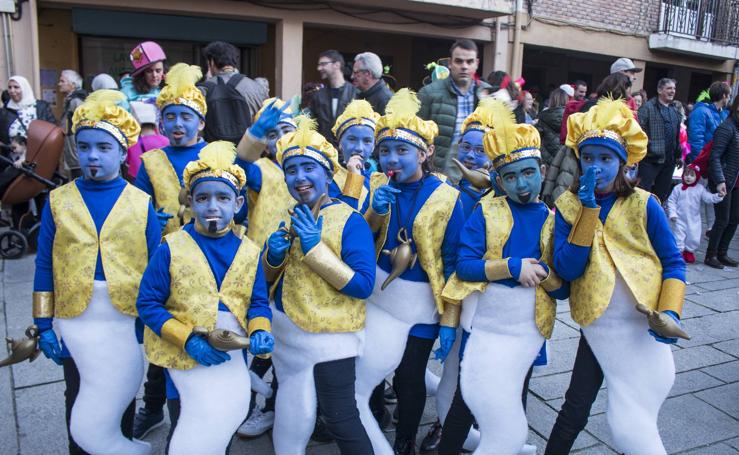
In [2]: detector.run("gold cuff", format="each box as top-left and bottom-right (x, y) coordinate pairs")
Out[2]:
(657, 278), (686, 317)
(484, 259), (512, 281)
(540, 268), (564, 293)
(364, 207), (387, 233)
(567, 206), (600, 247)
(342, 172), (365, 200)
(302, 241), (355, 290)
(161, 318), (193, 350)
(263, 247), (287, 283)
(32, 292), (55, 318)
(247, 316), (272, 336)
(237, 130), (267, 163)
(440, 301), (461, 328)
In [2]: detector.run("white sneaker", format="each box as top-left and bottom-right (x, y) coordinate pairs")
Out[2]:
(237, 408), (275, 438)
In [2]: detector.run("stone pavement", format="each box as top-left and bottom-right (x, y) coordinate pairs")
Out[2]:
(2, 232), (739, 454)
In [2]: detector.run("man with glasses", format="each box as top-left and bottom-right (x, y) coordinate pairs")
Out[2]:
(310, 49), (357, 145)
(352, 52), (393, 115)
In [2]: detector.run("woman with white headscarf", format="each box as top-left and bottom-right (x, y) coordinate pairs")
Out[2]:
(0, 75), (56, 145)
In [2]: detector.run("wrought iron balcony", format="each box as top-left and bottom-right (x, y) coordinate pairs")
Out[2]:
(658, 0), (739, 47)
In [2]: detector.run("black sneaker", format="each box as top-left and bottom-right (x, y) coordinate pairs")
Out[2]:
(420, 420), (442, 452)
(133, 407), (164, 439)
(384, 382), (398, 404)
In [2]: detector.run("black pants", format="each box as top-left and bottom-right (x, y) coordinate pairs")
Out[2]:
(313, 357), (373, 455)
(545, 335), (604, 455)
(637, 158), (675, 203)
(62, 357), (135, 455)
(249, 356), (277, 414)
(708, 186), (739, 254)
(142, 363), (167, 412)
(437, 364), (534, 455)
(394, 335), (435, 443)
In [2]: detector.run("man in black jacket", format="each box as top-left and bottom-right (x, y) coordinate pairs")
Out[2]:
(310, 50), (356, 145)
(352, 52), (393, 115)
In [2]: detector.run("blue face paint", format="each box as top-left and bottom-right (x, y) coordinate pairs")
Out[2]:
(378, 139), (425, 183)
(190, 180), (243, 232)
(162, 105), (202, 147)
(284, 156), (331, 207)
(267, 123), (296, 159)
(497, 157), (542, 204)
(579, 145), (622, 193)
(339, 124), (375, 164)
(76, 128), (125, 181)
(457, 130), (489, 170)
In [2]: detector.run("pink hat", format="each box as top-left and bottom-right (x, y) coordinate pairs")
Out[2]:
(130, 41), (166, 76)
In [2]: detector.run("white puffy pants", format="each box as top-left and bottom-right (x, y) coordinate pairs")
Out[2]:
(57, 281), (149, 455)
(582, 276), (674, 455)
(460, 284), (543, 455)
(168, 311), (251, 455)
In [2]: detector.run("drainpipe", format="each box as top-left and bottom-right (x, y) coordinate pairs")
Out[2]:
(1, 12), (13, 79)
(510, 0), (522, 77)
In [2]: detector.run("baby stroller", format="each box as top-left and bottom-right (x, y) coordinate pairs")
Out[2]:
(0, 120), (63, 259)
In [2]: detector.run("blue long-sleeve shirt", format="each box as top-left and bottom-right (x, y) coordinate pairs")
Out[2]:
(136, 223), (271, 337)
(457, 179), (484, 219)
(456, 197), (568, 300)
(377, 175), (464, 338)
(272, 203), (376, 312)
(134, 141), (207, 201)
(553, 192), (685, 283)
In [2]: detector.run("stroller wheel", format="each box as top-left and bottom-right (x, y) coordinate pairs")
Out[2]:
(0, 229), (28, 259)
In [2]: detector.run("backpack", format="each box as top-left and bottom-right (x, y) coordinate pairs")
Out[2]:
(203, 74), (251, 144)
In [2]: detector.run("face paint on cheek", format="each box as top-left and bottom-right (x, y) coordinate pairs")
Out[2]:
(339, 125), (375, 164)
(379, 139), (423, 183)
(162, 106), (201, 147)
(190, 180), (239, 232)
(580, 145), (622, 193)
(76, 129), (124, 182)
(457, 130), (488, 170)
(498, 158), (542, 204)
(284, 156), (331, 207)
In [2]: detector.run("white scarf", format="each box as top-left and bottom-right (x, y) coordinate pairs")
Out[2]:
(7, 75), (36, 110)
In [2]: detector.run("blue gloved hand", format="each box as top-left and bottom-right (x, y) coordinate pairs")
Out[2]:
(291, 205), (323, 255)
(578, 166), (600, 209)
(267, 221), (291, 266)
(434, 326), (457, 362)
(249, 100), (292, 139)
(156, 208), (173, 229)
(185, 335), (231, 366)
(38, 329), (62, 366)
(649, 310), (681, 345)
(372, 185), (401, 215)
(249, 330), (275, 356)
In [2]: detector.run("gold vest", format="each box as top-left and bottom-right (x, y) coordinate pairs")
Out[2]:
(441, 195), (557, 338)
(140, 149), (191, 235)
(144, 230), (261, 370)
(369, 174), (459, 313)
(280, 202), (364, 333)
(555, 189), (662, 326)
(50, 181), (150, 318)
(333, 166), (369, 210)
(246, 158), (294, 248)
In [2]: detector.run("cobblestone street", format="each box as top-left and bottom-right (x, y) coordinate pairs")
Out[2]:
(2, 232), (739, 454)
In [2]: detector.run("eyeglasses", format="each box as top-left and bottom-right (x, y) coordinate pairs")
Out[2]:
(459, 142), (485, 155)
(317, 61), (336, 67)
(352, 69), (369, 76)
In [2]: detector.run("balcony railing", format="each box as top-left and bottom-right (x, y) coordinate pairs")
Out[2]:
(658, 0), (739, 46)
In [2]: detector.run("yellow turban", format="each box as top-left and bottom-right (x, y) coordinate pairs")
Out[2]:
(565, 97), (647, 165)
(332, 99), (380, 140)
(72, 90), (140, 149)
(376, 89), (438, 151)
(183, 141), (246, 193)
(461, 97), (502, 135)
(276, 116), (337, 172)
(482, 99), (542, 171)
(156, 63), (207, 118)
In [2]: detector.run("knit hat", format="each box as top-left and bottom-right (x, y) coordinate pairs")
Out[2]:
(72, 90), (140, 149)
